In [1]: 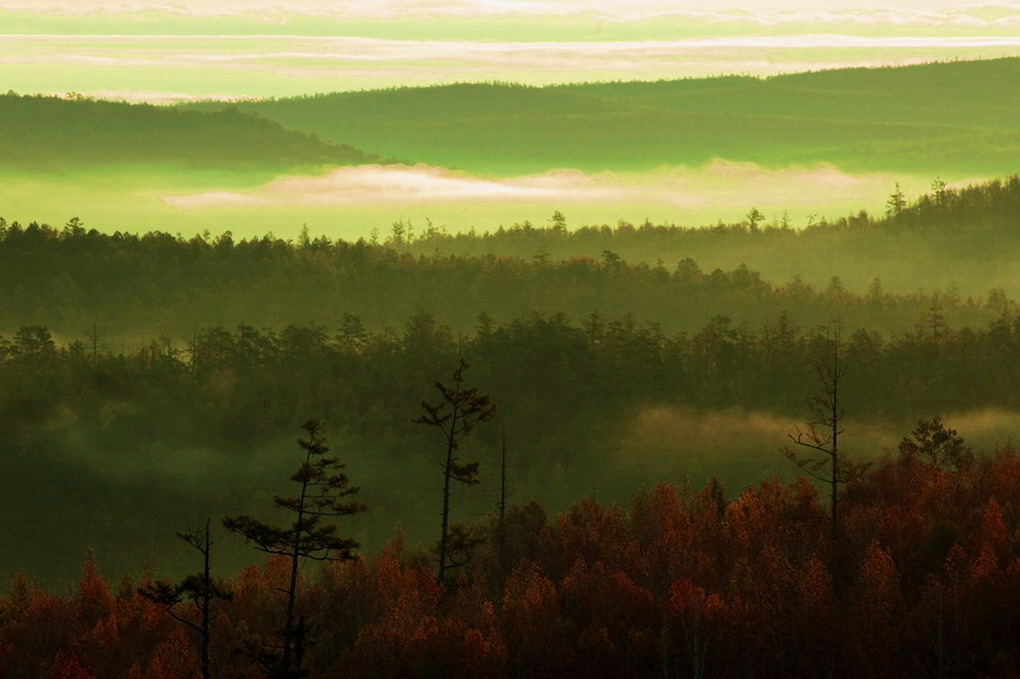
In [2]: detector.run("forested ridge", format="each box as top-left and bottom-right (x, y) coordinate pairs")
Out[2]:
(0, 93), (382, 172)
(186, 58), (1020, 175)
(394, 174), (1020, 294)
(2, 176), (1018, 341)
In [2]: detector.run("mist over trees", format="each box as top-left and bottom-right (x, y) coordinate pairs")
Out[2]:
(1, 175), (1018, 346)
(0, 174), (1018, 592)
(1, 295), (1019, 585)
(2, 444), (1020, 678)
(0, 85), (1018, 674)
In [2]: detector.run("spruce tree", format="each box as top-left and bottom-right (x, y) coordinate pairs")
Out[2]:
(416, 359), (495, 584)
(224, 419), (365, 678)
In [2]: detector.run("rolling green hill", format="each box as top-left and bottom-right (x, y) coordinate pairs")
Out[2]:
(0, 93), (383, 172)
(190, 58), (1020, 176)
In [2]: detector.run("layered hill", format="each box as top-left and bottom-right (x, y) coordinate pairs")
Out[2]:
(188, 58), (1020, 176)
(0, 93), (382, 172)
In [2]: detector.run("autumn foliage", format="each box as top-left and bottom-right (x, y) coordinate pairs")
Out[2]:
(3, 447), (1020, 679)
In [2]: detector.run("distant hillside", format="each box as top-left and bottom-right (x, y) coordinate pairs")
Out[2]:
(391, 173), (1020, 296)
(191, 58), (1020, 176)
(0, 94), (382, 172)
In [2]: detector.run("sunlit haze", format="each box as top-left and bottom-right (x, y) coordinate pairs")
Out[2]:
(3, 1), (1019, 100)
(1, 0), (1017, 238)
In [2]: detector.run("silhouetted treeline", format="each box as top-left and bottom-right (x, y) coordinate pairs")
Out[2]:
(3, 176), (1019, 340)
(394, 174), (1020, 295)
(2, 445), (1019, 678)
(3, 310), (1020, 453)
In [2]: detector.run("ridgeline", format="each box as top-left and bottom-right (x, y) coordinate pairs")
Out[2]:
(186, 58), (1020, 176)
(0, 93), (383, 172)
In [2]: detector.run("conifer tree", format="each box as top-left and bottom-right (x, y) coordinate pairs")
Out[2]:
(138, 520), (230, 679)
(416, 359), (495, 584)
(224, 419), (365, 678)
(886, 183), (907, 216)
(785, 325), (870, 542)
(898, 416), (973, 470)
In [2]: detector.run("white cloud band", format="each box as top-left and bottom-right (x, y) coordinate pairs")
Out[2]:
(2, 1), (1019, 20)
(160, 160), (917, 212)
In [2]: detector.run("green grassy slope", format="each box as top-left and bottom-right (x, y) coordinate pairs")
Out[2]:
(0, 94), (383, 172)
(198, 58), (1020, 175)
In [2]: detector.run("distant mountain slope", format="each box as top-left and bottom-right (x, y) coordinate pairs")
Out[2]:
(558, 59), (1020, 130)
(0, 94), (382, 171)
(194, 58), (1020, 176)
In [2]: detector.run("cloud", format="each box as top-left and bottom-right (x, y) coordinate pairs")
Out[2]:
(163, 165), (577, 208)
(3, 0), (1020, 20)
(4, 3), (1020, 101)
(78, 88), (256, 103)
(5, 34), (1019, 76)
(160, 160), (908, 213)
(2, 0), (1020, 33)
(4, 5), (1018, 102)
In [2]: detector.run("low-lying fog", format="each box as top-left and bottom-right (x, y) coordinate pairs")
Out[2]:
(0, 161), (960, 240)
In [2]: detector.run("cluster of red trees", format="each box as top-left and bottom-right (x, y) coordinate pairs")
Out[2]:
(2, 444), (1018, 679)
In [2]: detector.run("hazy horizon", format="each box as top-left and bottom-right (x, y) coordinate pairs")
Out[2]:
(2, 1), (1018, 242)
(3, 0), (1019, 102)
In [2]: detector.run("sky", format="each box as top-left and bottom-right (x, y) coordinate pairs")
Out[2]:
(2, 0), (1018, 16)
(2, 0), (1019, 100)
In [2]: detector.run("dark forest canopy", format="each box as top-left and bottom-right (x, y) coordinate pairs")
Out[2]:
(1, 175), (1018, 341)
(184, 58), (1020, 176)
(0, 92), (383, 172)
(2, 304), (1019, 584)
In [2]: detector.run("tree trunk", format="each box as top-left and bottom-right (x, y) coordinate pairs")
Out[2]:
(200, 519), (211, 679)
(437, 405), (459, 585)
(282, 452), (312, 674)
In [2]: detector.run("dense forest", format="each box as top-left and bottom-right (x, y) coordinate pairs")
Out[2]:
(1, 176), (1018, 344)
(2, 174), (1019, 590)
(1, 192), (1020, 583)
(2, 254), (1019, 584)
(186, 58), (1020, 176)
(392, 174), (1020, 295)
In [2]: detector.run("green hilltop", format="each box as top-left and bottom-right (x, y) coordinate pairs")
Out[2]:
(186, 58), (1020, 176)
(0, 93), (383, 173)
